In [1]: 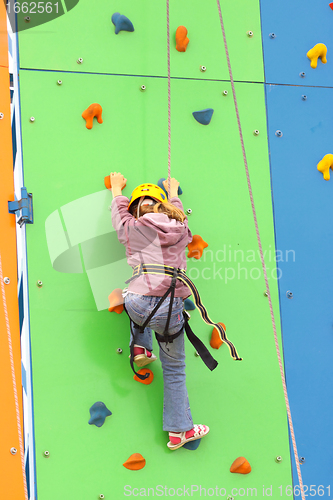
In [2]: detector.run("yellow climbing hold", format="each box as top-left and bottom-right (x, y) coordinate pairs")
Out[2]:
(317, 154), (333, 181)
(307, 43), (327, 69)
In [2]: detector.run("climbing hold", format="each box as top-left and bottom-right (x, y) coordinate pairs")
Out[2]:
(108, 288), (124, 314)
(82, 104), (103, 130)
(176, 26), (189, 52)
(317, 154), (333, 180)
(134, 368), (154, 385)
(187, 235), (208, 259)
(184, 298), (195, 311)
(88, 402), (112, 427)
(104, 175), (127, 190)
(230, 457), (252, 474)
(210, 323), (226, 349)
(158, 178), (183, 197)
(123, 453), (146, 470)
(112, 13), (134, 34)
(330, 2), (333, 10)
(307, 43), (327, 69)
(183, 439), (201, 450)
(192, 108), (214, 125)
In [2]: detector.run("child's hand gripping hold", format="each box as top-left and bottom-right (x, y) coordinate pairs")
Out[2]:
(162, 177), (180, 199)
(110, 172), (127, 198)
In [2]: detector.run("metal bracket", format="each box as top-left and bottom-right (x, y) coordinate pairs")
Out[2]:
(8, 187), (33, 227)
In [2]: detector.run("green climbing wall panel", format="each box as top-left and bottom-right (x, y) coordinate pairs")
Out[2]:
(19, 0), (291, 497)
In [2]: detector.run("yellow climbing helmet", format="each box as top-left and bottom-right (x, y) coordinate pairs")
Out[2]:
(128, 183), (167, 210)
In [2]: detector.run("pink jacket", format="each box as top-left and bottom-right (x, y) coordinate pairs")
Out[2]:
(111, 195), (193, 298)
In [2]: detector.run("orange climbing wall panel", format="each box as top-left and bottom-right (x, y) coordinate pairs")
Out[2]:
(0, 3), (26, 498)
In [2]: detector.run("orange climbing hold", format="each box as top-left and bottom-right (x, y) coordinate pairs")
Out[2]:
(82, 103), (103, 129)
(176, 26), (189, 52)
(306, 43), (327, 69)
(210, 323), (226, 349)
(123, 453), (146, 470)
(317, 154), (333, 180)
(108, 288), (124, 314)
(104, 175), (127, 190)
(187, 235), (208, 259)
(134, 368), (154, 385)
(230, 457), (252, 474)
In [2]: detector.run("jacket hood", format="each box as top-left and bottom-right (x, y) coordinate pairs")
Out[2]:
(136, 212), (186, 247)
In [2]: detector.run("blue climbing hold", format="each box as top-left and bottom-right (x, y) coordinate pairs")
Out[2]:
(88, 402), (112, 427)
(184, 298), (195, 311)
(183, 439), (201, 450)
(192, 108), (214, 125)
(112, 13), (134, 34)
(158, 178), (183, 198)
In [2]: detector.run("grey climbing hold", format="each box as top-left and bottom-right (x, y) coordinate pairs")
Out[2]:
(183, 439), (201, 450)
(192, 108), (214, 125)
(112, 13), (134, 34)
(88, 402), (112, 427)
(184, 298), (195, 311)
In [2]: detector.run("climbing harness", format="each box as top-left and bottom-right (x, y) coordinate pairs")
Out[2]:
(123, 263), (242, 380)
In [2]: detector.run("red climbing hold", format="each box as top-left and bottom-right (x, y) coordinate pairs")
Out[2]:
(329, 2), (333, 10)
(82, 103), (103, 129)
(187, 235), (208, 259)
(123, 453), (146, 470)
(134, 368), (154, 385)
(176, 26), (189, 52)
(210, 323), (226, 349)
(108, 288), (124, 314)
(230, 457), (252, 474)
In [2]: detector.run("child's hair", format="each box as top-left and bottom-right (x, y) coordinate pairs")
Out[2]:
(129, 200), (186, 223)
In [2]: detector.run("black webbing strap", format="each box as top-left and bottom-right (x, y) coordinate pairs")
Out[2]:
(123, 303), (150, 381)
(182, 311), (217, 371)
(162, 266), (178, 343)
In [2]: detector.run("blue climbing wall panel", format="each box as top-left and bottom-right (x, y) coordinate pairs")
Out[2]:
(261, 0), (333, 495)
(260, 1), (333, 86)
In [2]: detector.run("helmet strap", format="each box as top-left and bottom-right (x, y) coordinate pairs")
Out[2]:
(136, 196), (156, 218)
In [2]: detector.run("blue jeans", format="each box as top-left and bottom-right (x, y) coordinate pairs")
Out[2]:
(124, 292), (194, 432)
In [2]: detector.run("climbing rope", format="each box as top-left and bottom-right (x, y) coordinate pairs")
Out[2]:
(215, 2), (305, 498)
(166, 0), (171, 199)
(0, 253), (28, 500)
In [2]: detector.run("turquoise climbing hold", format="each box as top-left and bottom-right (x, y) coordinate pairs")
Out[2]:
(88, 402), (112, 427)
(158, 178), (183, 197)
(192, 108), (214, 125)
(111, 12), (134, 34)
(184, 298), (195, 311)
(183, 439), (201, 450)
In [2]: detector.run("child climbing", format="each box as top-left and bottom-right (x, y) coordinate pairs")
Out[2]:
(110, 171), (209, 450)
